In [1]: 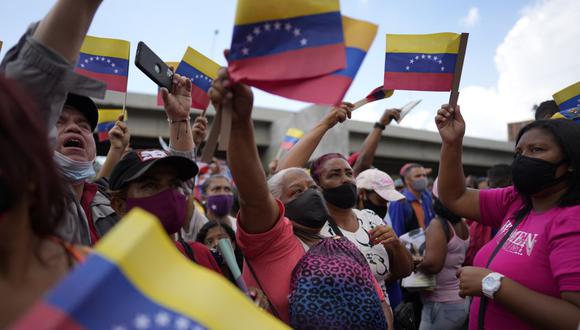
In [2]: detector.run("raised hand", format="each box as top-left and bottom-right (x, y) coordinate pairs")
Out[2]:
(108, 114), (130, 150)
(209, 67), (254, 123)
(380, 108), (401, 126)
(322, 102), (353, 129)
(161, 73), (192, 121)
(192, 116), (208, 147)
(369, 225), (400, 250)
(435, 104), (465, 145)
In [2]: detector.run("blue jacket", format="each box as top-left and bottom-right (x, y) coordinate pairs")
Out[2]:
(388, 188), (436, 236)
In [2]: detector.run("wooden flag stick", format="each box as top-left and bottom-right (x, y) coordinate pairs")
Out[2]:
(352, 98), (369, 111)
(448, 33), (469, 108)
(274, 147), (284, 161)
(200, 107), (222, 163)
(218, 101), (232, 151)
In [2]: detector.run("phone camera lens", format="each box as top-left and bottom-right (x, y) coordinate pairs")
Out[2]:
(154, 64), (161, 74)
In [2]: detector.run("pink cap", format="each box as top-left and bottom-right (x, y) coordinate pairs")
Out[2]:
(356, 169), (405, 202)
(432, 177), (439, 198)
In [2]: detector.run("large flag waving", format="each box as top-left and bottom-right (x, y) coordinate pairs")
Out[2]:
(228, 0), (345, 82)
(175, 47), (220, 110)
(13, 209), (288, 329)
(251, 16), (377, 104)
(384, 33), (461, 91)
(76, 36), (130, 93)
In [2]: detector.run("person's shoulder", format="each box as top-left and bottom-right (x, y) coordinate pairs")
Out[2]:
(354, 208), (384, 225)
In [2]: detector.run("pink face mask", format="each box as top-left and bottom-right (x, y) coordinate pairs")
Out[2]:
(126, 188), (187, 235)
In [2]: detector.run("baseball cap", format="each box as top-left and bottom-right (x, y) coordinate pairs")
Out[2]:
(64, 93), (99, 132)
(356, 168), (405, 202)
(109, 149), (199, 191)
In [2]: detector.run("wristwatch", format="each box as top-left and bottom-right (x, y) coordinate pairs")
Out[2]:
(482, 272), (504, 299)
(374, 122), (386, 130)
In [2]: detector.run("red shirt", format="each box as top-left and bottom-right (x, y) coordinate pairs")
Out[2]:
(175, 241), (223, 275)
(80, 182), (99, 244)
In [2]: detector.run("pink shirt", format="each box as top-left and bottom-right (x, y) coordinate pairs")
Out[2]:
(236, 200), (304, 324)
(470, 186), (580, 330)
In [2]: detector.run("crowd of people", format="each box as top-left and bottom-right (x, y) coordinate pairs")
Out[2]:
(1, 0), (579, 329)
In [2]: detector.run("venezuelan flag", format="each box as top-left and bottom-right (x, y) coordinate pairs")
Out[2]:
(280, 128), (304, 150)
(175, 48), (220, 110)
(96, 109), (126, 142)
(228, 0), (345, 82)
(365, 86), (395, 102)
(251, 16), (377, 104)
(76, 36), (130, 93)
(13, 209), (288, 330)
(384, 33), (461, 91)
(156, 61), (180, 107)
(552, 108), (580, 123)
(553, 81), (580, 111)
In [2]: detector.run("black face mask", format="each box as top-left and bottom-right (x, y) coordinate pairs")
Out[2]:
(363, 198), (388, 219)
(323, 182), (358, 209)
(511, 154), (569, 196)
(284, 189), (329, 229)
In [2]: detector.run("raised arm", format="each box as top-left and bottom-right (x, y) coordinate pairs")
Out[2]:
(209, 68), (278, 234)
(276, 102), (353, 171)
(352, 108), (400, 177)
(435, 104), (480, 221)
(161, 74), (194, 153)
(97, 115), (130, 179)
(33, 0), (102, 63)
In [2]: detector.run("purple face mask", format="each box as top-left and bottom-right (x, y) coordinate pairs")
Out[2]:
(126, 188), (187, 234)
(206, 194), (234, 217)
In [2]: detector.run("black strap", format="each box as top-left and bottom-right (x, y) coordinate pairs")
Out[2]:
(177, 237), (197, 264)
(246, 259), (281, 319)
(328, 216), (345, 237)
(477, 215), (526, 330)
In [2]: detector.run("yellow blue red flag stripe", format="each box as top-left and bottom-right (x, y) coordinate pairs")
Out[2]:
(76, 36), (130, 93)
(553, 81), (580, 111)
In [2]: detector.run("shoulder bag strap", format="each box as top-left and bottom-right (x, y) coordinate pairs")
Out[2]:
(477, 215), (526, 330)
(177, 237), (197, 264)
(246, 258), (281, 319)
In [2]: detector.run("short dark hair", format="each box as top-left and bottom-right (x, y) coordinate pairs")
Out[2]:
(196, 221), (236, 244)
(0, 77), (67, 239)
(487, 164), (512, 188)
(534, 100), (559, 120)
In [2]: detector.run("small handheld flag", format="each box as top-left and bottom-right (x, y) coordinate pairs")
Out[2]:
(280, 128), (304, 150)
(76, 36), (130, 93)
(251, 16), (378, 105)
(96, 109), (126, 142)
(352, 86), (395, 110)
(176, 47), (220, 111)
(228, 0), (346, 82)
(553, 81), (580, 111)
(13, 209), (288, 329)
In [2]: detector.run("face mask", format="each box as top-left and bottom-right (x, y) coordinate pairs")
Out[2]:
(363, 198), (387, 219)
(511, 154), (569, 195)
(285, 189), (329, 229)
(323, 182), (358, 209)
(206, 194), (234, 217)
(411, 177), (428, 192)
(53, 151), (95, 183)
(126, 188), (187, 234)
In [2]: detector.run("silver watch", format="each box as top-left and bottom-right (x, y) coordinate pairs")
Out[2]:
(482, 272), (504, 299)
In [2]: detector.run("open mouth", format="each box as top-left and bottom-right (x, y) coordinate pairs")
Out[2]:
(63, 137), (84, 149)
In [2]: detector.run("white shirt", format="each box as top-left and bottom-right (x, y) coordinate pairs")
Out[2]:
(320, 209), (391, 297)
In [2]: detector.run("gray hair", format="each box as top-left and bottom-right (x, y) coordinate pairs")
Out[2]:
(267, 167), (309, 198)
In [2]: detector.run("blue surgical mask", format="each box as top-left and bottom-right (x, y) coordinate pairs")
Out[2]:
(53, 151), (96, 183)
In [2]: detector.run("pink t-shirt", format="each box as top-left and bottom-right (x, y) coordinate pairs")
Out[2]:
(236, 199), (305, 324)
(469, 186), (580, 330)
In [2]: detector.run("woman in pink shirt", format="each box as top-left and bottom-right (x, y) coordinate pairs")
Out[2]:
(435, 103), (580, 329)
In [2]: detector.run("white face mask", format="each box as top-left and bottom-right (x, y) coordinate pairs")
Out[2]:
(53, 151), (96, 183)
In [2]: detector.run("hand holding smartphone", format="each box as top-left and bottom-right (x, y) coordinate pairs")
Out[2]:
(135, 41), (174, 91)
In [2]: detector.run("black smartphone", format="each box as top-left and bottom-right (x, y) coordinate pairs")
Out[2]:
(135, 41), (173, 91)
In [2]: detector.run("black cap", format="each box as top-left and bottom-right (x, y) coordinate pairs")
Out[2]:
(109, 149), (199, 191)
(64, 93), (99, 132)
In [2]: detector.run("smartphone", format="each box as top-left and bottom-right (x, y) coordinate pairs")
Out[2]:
(135, 41), (173, 91)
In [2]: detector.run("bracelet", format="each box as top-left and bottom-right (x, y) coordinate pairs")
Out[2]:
(167, 117), (190, 124)
(374, 122), (386, 130)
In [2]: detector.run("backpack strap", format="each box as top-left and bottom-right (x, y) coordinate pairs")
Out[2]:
(177, 237), (197, 264)
(246, 259), (281, 319)
(477, 215), (526, 330)
(328, 216), (345, 237)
